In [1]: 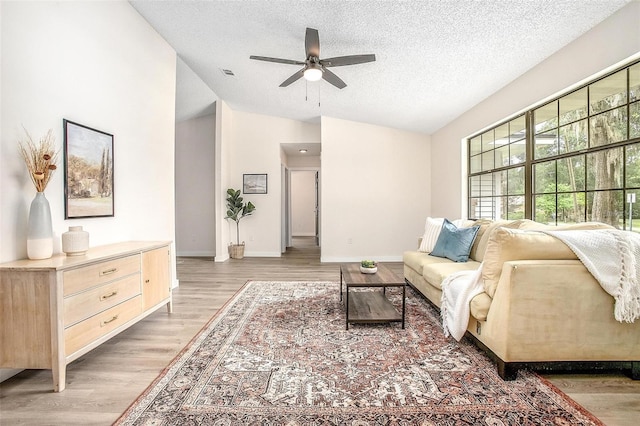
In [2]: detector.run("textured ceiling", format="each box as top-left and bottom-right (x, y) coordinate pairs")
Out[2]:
(130, 0), (630, 135)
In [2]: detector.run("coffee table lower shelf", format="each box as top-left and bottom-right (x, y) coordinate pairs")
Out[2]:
(346, 291), (403, 327)
(339, 263), (406, 330)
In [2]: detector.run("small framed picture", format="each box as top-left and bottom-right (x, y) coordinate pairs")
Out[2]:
(243, 174), (267, 194)
(63, 120), (114, 218)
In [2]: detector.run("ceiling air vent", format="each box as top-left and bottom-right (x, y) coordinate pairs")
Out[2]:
(220, 69), (235, 77)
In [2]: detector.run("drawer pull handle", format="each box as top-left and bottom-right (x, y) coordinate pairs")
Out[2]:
(100, 268), (118, 276)
(145, 279), (150, 284)
(100, 315), (119, 327)
(100, 291), (118, 301)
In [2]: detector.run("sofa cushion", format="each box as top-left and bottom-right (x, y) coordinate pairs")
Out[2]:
(471, 220), (512, 262)
(470, 292), (492, 321)
(470, 219), (550, 262)
(555, 222), (615, 231)
(403, 251), (433, 276)
(430, 219), (480, 262)
(468, 219), (493, 261)
(406, 252), (458, 274)
(422, 258), (482, 289)
(516, 219), (554, 230)
(418, 217), (444, 252)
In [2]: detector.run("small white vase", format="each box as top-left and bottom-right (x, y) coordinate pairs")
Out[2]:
(62, 226), (90, 256)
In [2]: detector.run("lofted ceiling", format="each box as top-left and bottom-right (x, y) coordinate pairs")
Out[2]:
(130, 0), (630, 135)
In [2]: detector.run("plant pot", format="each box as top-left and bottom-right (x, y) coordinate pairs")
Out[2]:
(360, 266), (378, 274)
(229, 242), (245, 259)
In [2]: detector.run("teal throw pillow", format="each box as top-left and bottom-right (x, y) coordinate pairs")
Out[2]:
(430, 218), (480, 262)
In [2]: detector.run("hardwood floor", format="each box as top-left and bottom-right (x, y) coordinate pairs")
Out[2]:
(0, 237), (638, 425)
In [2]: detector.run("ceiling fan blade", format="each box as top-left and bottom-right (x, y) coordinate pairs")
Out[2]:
(280, 68), (306, 87)
(320, 54), (376, 67)
(305, 28), (320, 58)
(321, 68), (346, 89)
(250, 55), (305, 66)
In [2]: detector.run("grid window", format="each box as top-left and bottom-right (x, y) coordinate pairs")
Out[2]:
(468, 60), (640, 231)
(467, 114), (526, 221)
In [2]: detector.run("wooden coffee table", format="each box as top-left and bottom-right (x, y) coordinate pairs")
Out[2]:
(339, 263), (406, 330)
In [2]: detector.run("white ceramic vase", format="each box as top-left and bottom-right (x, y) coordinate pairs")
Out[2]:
(62, 226), (90, 256)
(27, 192), (53, 260)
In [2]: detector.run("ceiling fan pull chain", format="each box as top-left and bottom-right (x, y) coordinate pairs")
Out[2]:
(318, 85), (321, 108)
(305, 80), (308, 101)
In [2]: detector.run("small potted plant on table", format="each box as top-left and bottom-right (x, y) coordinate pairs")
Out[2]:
(360, 260), (378, 274)
(225, 188), (256, 259)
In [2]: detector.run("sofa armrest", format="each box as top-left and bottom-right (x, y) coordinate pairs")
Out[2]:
(474, 259), (640, 362)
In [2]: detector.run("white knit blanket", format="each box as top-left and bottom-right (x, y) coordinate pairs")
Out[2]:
(440, 263), (484, 341)
(544, 229), (640, 323)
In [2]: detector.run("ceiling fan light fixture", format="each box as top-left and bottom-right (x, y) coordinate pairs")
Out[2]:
(303, 66), (323, 82)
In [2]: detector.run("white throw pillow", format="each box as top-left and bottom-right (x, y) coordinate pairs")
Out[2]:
(452, 219), (476, 228)
(418, 217), (444, 252)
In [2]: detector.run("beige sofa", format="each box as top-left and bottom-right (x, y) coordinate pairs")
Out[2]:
(403, 219), (640, 380)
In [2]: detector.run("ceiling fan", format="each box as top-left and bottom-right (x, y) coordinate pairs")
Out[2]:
(250, 28), (376, 89)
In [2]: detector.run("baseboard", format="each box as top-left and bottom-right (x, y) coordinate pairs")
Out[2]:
(243, 251), (282, 258)
(176, 250), (216, 257)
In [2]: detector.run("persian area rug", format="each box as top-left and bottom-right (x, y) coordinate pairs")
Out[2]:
(116, 281), (603, 425)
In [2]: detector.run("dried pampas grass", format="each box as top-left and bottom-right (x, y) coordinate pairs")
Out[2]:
(17, 128), (59, 192)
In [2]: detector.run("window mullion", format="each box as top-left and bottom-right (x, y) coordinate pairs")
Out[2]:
(524, 111), (534, 219)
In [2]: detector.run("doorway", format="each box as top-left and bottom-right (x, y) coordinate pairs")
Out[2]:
(289, 169), (319, 247)
(281, 143), (321, 252)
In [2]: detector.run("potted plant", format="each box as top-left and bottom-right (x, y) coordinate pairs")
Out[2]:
(360, 260), (378, 274)
(225, 188), (256, 259)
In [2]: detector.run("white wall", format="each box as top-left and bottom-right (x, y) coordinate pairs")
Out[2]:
(225, 110), (321, 257)
(430, 1), (640, 219)
(321, 116), (430, 262)
(0, 0), (177, 383)
(287, 154), (321, 168)
(214, 100), (233, 261)
(175, 114), (216, 256)
(291, 170), (317, 236)
(175, 57), (218, 122)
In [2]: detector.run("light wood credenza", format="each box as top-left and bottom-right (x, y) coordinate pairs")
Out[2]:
(0, 241), (172, 392)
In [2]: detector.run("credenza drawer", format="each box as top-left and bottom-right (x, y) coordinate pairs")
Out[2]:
(64, 295), (143, 357)
(63, 254), (140, 296)
(63, 274), (141, 327)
